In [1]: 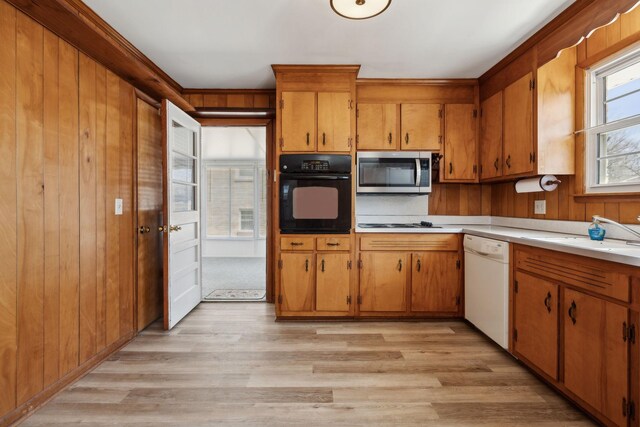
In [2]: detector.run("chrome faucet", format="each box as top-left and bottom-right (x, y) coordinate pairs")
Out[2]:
(592, 215), (640, 246)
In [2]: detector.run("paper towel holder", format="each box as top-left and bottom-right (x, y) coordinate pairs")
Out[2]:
(514, 175), (562, 193)
(544, 178), (562, 186)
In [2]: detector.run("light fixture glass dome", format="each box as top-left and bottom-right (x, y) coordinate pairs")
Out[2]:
(330, 0), (392, 20)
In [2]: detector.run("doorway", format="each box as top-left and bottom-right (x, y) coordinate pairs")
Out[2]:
(200, 126), (267, 301)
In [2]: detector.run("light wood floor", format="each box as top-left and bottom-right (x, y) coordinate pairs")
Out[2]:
(23, 303), (594, 426)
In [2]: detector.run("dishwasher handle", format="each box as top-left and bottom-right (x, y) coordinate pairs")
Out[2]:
(465, 247), (491, 257)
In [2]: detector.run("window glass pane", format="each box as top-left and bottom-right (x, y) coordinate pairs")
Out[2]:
(172, 183), (195, 212)
(259, 167), (267, 238)
(172, 122), (195, 156)
(172, 153), (195, 183)
(605, 90), (640, 122)
(597, 155), (640, 185)
(240, 209), (254, 231)
(597, 123), (640, 158)
(604, 60), (640, 123)
(206, 167), (230, 236)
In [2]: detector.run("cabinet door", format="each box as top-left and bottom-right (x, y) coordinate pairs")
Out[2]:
(503, 73), (534, 176)
(563, 288), (629, 427)
(316, 253), (351, 312)
(356, 103), (398, 150)
(410, 252), (460, 313)
(280, 253), (314, 312)
(400, 104), (441, 151)
(513, 272), (559, 380)
(479, 91), (503, 180)
(443, 104), (477, 181)
(281, 91), (316, 152)
(359, 252), (408, 312)
(318, 92), (351, 152)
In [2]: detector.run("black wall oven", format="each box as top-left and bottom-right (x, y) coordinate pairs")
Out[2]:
(279, 154), (352, 234)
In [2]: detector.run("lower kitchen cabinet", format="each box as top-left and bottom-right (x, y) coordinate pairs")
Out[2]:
(410, 252), (460, 313)
(512, 271), (559, 380)
(563, 288), (629, 427)
(279, 252), (314, 312)
(316, 253), (351, 312)
(359, 252), (409, 312)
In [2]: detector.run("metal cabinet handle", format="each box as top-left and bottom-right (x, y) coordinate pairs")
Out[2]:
(305, 259), (309, 272)
(322, 132), (326, 145)
(169, 225), (182, 232)
(405, 133), (409, 145)
(321, 259), (325, 272)
(624, 322), (629, 342)
(326, 242), (340, 247)
(544, 292), (552, 313)
(506, 155), (512, 169)
(397, 259), (403, 272)
(494, 158), (499, 171)
(416, 259), (421, 272)
(306, 132), (310, 146)
(290, 242), (304, 246)
(568, 300), (577, 324)
(388, 132), (392, 145)
(449, 162), (453, 174)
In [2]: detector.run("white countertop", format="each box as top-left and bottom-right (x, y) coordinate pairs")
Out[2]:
(355, 224), (640, 267)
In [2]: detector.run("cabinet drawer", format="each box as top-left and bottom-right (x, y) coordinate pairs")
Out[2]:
(281, 237), (315, 251)
(515, 249), (629, 302)
(317, 237), (351, 251)
(359, 234), (458, 251)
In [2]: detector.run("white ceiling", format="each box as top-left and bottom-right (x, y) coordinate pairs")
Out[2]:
(83, 0), (576, 89)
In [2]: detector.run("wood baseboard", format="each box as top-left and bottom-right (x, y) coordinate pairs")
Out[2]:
(0, 331), (136, 427)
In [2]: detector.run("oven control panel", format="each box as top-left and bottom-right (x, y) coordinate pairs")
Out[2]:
(301, 160), (330, 171)
(280, 154), (352, 174)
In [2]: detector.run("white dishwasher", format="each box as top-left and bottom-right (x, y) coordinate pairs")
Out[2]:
(464, 234), (509, 349)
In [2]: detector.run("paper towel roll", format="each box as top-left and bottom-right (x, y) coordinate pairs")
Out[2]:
(515, 175), (560, 193)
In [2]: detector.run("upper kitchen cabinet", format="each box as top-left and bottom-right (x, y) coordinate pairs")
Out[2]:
(401, 104), (442, 150)
(273, 65), (359, 154)
(281, 91), (316, 151)
(479, 46), (576, 181)
(355, 80), (478, 155)
(442, 103), (478, 182)
(356, 103), (398, 150)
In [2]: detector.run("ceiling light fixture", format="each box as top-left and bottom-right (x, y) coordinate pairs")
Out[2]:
(330, 0), (391, 20)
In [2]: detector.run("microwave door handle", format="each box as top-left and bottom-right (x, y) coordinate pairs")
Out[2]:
(415, 159), (421, 187)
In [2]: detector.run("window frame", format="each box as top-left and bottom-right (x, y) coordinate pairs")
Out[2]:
(585, 43), (640, 194)
(239, 208), (254, 232)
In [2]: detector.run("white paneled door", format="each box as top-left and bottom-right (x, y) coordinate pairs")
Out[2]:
(162, 100), (202, 330)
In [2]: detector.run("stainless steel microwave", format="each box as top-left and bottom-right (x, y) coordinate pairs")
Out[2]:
(356, 151), (432, 194)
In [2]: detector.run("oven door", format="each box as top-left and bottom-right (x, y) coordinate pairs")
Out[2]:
(279, 174), (352, 234)
(357, 153), (431, 193)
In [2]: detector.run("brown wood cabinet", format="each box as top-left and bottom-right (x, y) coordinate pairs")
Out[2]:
(359, 252), (408, 313)
(563, 288), (629, 427)
(512, 271), (559, 380)
(316, 253), (351, 312)
(479, 47), (576, 182)
(317, 92), (351, 152)
(356, 103), (397, 150)
(410, 252), (460, 313)
(479, 92), (502, 180)
(503, 73), (534, 177)
(279, 252), (314, 312)
(512, 245), (638, 427)
(281, 91), (316, 152)
(442, 103), (478, 182)
(400, 104), (442, 151)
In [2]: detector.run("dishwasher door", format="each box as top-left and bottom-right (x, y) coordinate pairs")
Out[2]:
(464, 235), (509, 349)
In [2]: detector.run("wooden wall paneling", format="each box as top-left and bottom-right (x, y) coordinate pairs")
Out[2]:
(513, 191), (529, 218)
(227, 94), (253, 108)
(0, 0), (17, 415)
(202, 94), (225, 107)
(78, 53), (97, 364)
(585, 202), (605, 220)
(481, 185), (492, 216)
(105, 70), (121, 346)
(136, 99), (164, 331)
(458, 185), (470, 215)
(429, 184), (445, 215)
(189, 93), (204, 107)
(43, 28), (60, 388)
(58, 37), (80, 377)
(16, 11), (45, 405)
(545, 188), (560, 219)
(621, 3), (640, 38)
(445, 185), (460, 215)
(620, 202), (640, 223)
(603, 202), (620, 222)
(254, 94), (270, 108)
(119, 79), (135, 336)
(466, 185), (482, 215)
(95, 63), (107, 353)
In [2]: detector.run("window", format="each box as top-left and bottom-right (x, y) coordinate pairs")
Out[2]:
(586, 46), (640, 193)
(240, 209), (254, 231)
(235, 168), (254, 181)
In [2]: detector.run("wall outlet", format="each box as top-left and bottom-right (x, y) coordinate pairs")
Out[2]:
(115, 198), (123, 215)
(534, 199), (546, 215)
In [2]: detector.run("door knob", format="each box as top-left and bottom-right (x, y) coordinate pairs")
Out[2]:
(169, 225), (182, 232)
(158, 225), (167, 233)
